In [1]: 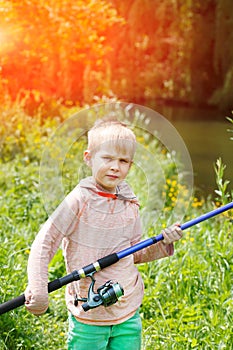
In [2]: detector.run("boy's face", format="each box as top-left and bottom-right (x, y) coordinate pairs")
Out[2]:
(84, 142), (133, 193)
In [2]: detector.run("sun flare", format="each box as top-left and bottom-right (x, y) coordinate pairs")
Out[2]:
(0, 27), (10, 50)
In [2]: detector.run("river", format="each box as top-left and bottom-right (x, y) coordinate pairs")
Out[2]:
(154, 105), (233, 197)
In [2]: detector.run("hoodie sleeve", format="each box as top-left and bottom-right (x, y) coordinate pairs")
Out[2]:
(25, 189), (80, 315)
(133, 240), (174, 263)
(131, 213), (174, 264)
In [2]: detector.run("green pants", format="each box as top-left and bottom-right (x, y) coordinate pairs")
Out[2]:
(67, 310), (142, 350)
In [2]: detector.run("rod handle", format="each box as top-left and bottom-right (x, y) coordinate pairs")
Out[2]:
(0, 276), (73, 315)
(0, 294), (25, 315)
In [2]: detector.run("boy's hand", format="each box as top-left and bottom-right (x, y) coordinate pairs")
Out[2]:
(162, 223), (183, 244)
(25, 286), (49, 316)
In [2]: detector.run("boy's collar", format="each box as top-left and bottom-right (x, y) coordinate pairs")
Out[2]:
(95, 191), (118, 199)
(79, 176), (139, 205)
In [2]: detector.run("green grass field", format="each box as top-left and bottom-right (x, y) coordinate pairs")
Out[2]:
(0, 105), (232, 349)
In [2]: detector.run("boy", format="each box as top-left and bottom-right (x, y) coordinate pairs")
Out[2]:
(25, 119), (182, 349)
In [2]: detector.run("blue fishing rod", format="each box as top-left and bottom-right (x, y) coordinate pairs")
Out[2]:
(0, 202), (232, 315)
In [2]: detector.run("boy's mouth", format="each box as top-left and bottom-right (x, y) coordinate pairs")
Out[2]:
(106, 175), (119, 179)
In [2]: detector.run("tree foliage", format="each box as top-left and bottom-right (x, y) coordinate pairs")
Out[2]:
(0, 0), (232, 111)
(0, 0), (123, 102)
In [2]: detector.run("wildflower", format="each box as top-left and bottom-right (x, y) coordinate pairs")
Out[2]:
(171, 180), (177, 187)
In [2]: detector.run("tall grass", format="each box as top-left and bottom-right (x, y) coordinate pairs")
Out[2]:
(0, 104), (232, 349)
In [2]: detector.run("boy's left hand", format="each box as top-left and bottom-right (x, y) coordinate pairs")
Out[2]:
(162, 223), (183, 244)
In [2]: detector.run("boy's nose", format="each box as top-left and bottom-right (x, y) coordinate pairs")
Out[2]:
(110, 159), (120, 170)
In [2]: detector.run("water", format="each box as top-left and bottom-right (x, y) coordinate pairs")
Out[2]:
(172, 119), (232, 196)
(155, 106), (233, 197)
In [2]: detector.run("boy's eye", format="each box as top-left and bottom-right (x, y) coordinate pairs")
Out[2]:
(103, 156), (112, 161)
(101, 156), (130, 164)
(120, 159), (130, 163)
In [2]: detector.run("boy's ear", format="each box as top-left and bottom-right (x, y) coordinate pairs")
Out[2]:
(83, 150), (92, 167)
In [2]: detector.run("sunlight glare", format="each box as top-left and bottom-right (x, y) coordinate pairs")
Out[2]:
(0, 26), (12, 51)
(0, 28), (7, 48)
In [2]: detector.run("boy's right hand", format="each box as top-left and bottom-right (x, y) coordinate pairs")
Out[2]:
(25, 286), (49, 316)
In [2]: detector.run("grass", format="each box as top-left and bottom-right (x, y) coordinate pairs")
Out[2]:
(140, 216), (233, 349)
(0, 103), (232, 349)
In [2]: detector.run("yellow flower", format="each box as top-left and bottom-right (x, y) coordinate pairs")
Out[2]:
(17, 123), (23, 131)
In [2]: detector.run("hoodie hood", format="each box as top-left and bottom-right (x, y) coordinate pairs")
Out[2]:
(79, 176), (139, 206)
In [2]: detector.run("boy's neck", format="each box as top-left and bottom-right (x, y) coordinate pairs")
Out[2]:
(95, 181), (118, 194)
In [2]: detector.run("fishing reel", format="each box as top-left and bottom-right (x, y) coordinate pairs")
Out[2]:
(75, 273), (124, 312)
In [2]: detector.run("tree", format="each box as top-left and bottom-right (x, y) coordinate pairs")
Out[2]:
(0, 0), (232, 111)
(0, 0), (124, 103)
(210, 0), (233, 110)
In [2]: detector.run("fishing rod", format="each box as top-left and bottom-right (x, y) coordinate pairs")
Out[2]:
(0, 201), (232, 315)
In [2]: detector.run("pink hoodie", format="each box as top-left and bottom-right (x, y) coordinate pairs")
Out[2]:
(26, 176), (173, 325)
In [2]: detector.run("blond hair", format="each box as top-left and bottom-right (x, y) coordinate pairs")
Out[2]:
(87, 119), (137, 158)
